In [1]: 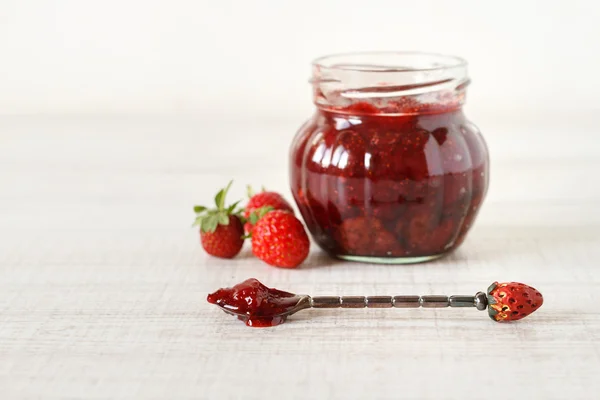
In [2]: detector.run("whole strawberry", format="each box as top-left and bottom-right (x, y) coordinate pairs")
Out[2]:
(487, 282), (543, 322)
(244, 186), (294, 234)
(251, 210), (310, 268)
(193, 181), (244, 259)
(335, 217), (403, 256)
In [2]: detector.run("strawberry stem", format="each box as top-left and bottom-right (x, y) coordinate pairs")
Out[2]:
(214, 180), (233, 211)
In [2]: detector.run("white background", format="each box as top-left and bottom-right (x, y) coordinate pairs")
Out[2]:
(2, 2), (600, 399)
(1, 0), (600, 118)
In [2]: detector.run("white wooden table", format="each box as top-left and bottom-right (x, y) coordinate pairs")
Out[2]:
(1, 114), (599, 399)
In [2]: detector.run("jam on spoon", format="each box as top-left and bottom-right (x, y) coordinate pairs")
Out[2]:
(207, 278), (306, 327)
(208, 279), (543, 328)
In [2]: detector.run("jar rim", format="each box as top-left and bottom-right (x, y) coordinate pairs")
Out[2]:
(312, 51), (467, 73)
(310, 52), (469, 114)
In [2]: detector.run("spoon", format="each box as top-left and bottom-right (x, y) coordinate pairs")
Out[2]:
(208, 279), (543, 327)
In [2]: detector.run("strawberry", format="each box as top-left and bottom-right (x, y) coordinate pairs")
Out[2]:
(404, 209), (436, 251)
(487, 282), (543, 322)
(243, 205), (275, 236)
(193, 181), (245, 259)
(251, 210), (310, 268)
(335, 217), (404, 256)
(335, 217), (378, 255)
(244, 186), (294, 234)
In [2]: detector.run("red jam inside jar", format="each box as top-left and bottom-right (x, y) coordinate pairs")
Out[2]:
(290, 52), (489, 263)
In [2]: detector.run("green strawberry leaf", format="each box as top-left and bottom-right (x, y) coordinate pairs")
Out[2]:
(247, 185), (254, 199)
(227, 200), (241, 215)
(193, 205), (207, 214)
(195, 181), (239, 231)
(214, 189), (225, 210)
(202, 215), (219, 233)
(199, 217), (208, 232)
(258, 205), (274, 217)
(214, 181), (233, 210)
(192, 215), (204, 227)
(218, 213), (229, 225)
(222, 181), (233, 207)
(487, 295), (497, 305)
(248, 206), (273, 225)
(487, 282), (498, 295)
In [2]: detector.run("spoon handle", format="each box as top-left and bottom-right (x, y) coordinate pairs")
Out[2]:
(310, 292), (488, 310)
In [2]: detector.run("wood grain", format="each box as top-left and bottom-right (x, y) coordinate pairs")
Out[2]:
(0, 116), (599, 399)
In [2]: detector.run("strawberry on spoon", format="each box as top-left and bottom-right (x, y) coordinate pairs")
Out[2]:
(487, 282), (544, 321)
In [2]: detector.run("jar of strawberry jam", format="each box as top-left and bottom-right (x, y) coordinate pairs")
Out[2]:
(290, 52), (489, 263)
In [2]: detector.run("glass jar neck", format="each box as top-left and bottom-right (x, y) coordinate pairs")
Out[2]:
(311, 52), (469, 116)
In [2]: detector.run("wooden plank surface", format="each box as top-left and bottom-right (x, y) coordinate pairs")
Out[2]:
(0, 116), (599, 399)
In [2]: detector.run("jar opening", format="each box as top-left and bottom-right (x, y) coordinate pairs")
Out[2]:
(313, 52), (467, 73)
(311, 52), (469, 115)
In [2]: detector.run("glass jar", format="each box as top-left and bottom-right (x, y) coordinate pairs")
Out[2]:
(290, 52), (489, 264)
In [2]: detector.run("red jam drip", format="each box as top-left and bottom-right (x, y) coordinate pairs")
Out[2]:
(207, 278), (300, 327)
(290, 101), (489, 258)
